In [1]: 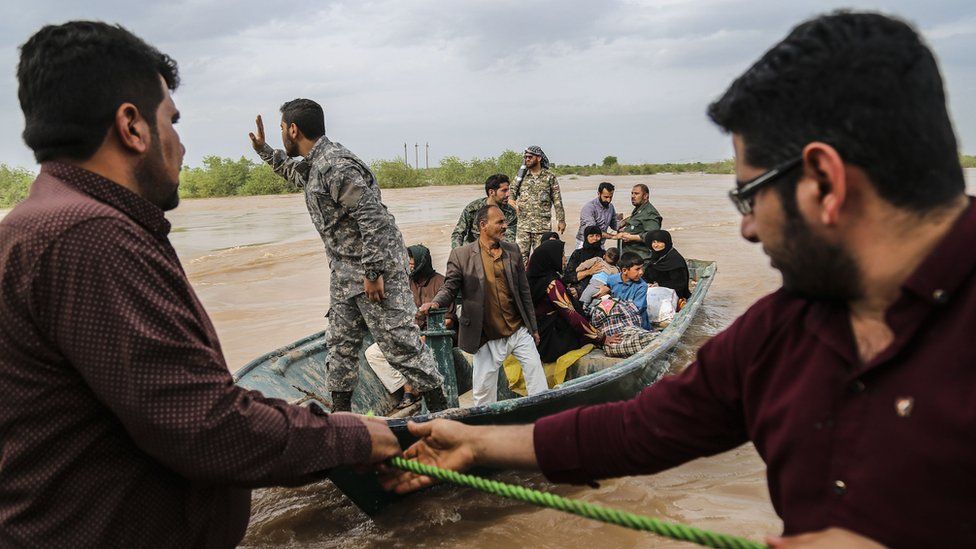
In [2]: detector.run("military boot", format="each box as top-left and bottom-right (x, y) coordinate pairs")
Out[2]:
(422, 388), (449, 413)
(331, 390), (353, 413)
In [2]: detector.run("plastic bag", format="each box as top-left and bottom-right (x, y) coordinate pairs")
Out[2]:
(646, 286), (678, 324)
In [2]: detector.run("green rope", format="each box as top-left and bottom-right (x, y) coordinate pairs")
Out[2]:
(388, 456), (765, 549)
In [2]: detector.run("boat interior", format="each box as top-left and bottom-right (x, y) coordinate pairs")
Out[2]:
(234, 261), (713, 418)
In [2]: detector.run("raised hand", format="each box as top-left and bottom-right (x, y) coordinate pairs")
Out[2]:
(248, 115), (266, 153)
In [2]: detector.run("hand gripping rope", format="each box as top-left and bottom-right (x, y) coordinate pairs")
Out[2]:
(388, 456), (765, 549)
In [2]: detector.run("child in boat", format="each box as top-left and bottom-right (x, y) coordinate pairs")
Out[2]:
(598, 252), (650, 329)
(577, 248), (621, 311)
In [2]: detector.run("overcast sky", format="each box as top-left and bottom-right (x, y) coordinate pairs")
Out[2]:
(1, 0), (974, 169)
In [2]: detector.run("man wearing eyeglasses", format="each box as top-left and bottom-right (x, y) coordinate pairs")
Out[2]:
(511, 145), (566, 264)
(381, 11), (976, 548)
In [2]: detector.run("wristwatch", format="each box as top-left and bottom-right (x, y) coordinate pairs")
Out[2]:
(364, 269), (382, 282)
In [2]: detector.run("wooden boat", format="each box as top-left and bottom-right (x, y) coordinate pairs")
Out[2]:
(234, 259), (716, 512)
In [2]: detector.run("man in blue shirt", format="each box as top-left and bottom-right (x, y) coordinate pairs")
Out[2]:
(574, 182), (618, 248)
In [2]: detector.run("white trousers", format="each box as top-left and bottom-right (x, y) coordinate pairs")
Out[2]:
(364, 342), (407, 394)
(472, 326), (548, 406)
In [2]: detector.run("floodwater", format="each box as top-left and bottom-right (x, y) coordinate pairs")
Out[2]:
(167, 173), (785, 548)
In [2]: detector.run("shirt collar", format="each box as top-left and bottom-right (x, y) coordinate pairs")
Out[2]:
(42, 162), (171, 236)
(901, 197), (976, 305)
(305, 135), (333, 163)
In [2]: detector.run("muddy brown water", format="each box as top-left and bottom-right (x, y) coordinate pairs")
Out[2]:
(4, 170), (972, 547)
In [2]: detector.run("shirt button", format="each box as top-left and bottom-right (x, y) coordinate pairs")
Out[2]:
(833, 480), (847, 495)
(932, 289), (948, 304)
(849, 380), (866, 395)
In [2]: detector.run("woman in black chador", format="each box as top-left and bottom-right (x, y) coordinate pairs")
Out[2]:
(642, 229), (691, 299)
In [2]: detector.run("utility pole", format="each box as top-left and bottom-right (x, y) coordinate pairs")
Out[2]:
(414, 143), (419, 170)
(425, 142), (429, 170)
(404, 142), (408, 166)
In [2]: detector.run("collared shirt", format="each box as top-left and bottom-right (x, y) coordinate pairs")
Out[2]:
(0, 163), (371, 548)
(450, 197), (518, 248)
(479, 242), (522, 342)
(575, 197), (618, 243)
(534, 198), (976, 547)
(621, 200), (662, 260)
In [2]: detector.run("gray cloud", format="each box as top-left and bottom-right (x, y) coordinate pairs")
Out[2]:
(0, 0), (974, 171)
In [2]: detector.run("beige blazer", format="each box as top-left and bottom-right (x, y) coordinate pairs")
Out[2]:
(432, 240), (537, 354)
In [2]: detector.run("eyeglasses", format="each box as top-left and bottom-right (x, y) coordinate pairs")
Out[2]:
(728, 156), (802, 215)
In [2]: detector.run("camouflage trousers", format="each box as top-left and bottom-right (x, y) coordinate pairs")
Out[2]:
(515, 227), (548, 265)
(326, 271), (444, 393)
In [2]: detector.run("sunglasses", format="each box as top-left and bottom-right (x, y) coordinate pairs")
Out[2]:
(728, 156), (802, 215)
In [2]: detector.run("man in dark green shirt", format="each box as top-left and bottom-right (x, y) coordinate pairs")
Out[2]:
(451, 174), (518, 248)
(614, 184), (662, 260)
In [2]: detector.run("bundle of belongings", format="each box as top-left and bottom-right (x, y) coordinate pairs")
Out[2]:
(589, 296), (661, 357)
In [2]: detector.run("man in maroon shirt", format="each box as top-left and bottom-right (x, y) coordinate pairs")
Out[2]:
(0, 22), (400, 548)
(381, 12), (976, 548)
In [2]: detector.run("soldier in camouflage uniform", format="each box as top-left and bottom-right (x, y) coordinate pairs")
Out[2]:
(451, 173), (517, 248)
(511, 145), (566, 264)
(249, 99), (447, 413)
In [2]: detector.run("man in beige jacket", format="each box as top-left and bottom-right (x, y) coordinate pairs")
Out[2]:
(420, 205), (547, 405)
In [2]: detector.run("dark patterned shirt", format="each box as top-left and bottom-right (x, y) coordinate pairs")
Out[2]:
(535, 199), (976, 547)
(0, 163), (371, 548)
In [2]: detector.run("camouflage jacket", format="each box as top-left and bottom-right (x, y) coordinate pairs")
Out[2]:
(512, 168), (565, 231)
(259, 138), (408, 300)
(450, 197), (518, 248)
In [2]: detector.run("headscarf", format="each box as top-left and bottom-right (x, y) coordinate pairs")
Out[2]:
(524, 145), (551, 169)
(539, 231), (560, 242)
(527, 239), (565, 304)
(407, 244), (435, 282)
(643, 230), (685, 272)
(579, 225), (605, 262)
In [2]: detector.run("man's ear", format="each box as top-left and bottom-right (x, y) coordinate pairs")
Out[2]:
(802, 142), (847, 226)
(287, 122), (302, 141)
(113, 103), (151, 154)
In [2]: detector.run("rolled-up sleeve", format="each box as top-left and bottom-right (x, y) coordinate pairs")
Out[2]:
(533, 320), (748, 484)
(33, 218), (371, 488)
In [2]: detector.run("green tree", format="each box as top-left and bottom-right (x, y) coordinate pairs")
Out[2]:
(0, 164), (35, 208)
(496, 150), (522, 179)
(602, 155), (618, 167)
(371, 159), (424, 188)
(435, 156), (469, 185)
(241, 163), (295, 195)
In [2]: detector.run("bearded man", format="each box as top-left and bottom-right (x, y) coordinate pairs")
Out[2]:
(382, 12), (976, 548)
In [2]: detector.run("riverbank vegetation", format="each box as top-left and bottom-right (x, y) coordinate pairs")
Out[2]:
(3, 153), (975, 208)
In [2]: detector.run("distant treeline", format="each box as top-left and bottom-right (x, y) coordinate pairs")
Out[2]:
(3, 153), (976, 208)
